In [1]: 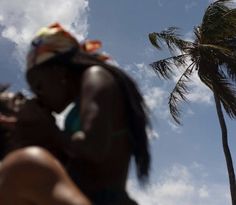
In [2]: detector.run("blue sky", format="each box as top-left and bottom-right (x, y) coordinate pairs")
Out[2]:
(0, 0), (236, 204)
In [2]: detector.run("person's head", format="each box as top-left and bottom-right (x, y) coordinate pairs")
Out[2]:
(26, 61), (77, 113)
(0, 85), (26, 159)
(26, 23), (108, 113)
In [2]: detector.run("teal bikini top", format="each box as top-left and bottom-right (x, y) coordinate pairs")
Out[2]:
(65, 103), (81, 135)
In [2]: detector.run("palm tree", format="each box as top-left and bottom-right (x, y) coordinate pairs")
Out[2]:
(148, 0), (236, 204)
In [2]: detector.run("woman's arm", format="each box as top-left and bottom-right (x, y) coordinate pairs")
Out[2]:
(68, 66), (117, 163)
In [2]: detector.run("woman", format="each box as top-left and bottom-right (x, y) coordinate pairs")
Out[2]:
(13, 23), (150, 205)
(0, 87), (91, 205)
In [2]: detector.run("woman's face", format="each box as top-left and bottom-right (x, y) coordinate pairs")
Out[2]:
(27, 64), (74, 113)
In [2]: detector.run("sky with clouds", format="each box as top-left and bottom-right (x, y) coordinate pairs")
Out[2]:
(0, 0), (236, 204)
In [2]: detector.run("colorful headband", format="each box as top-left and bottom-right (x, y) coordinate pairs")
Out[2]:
(27, 23), (109, 70)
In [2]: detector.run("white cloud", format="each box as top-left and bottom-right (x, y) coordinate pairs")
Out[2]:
(147, 127), (160, 139)
(157, 0), (163, 7)
(199, 185), (209, 198)
(127, 164), (230, 205)
(187, 72), (212, 105)
(144, 87), (166, 111)
(145, 45), (213, 124)
(172, 59), (213, 106)
(123, 61), (212, 133)
(123, 63), (156, 88)
(167, 120), (182, 133)
(185, 1), (198, 11)
(0, 0), (89, 65)
(184, 30), (195, 42)
(123, 63), (183, 133)
(123, 63), (167, 113)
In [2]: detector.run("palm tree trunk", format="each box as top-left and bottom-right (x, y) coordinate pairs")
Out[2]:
(213, 91), (236, 205)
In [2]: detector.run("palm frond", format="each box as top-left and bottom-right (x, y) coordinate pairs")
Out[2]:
(168, 62), (196, 124)
(201, 1), (236, 43)
(193, 26), (201, 44)
(221, 37), (236, 49)
(216, 46), (236, 80)
(150, 54), (189, 79)
(149, 32), (161, 49)
(198, 43), (233, 63)
(221, 61), (236, 81)
(149, 27), (193, 53)
(198, 43), (236, 80)
(199, 66), (236, 118)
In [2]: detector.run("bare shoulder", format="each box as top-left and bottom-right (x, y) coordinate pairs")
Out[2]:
(81, 65), (116, 90)
(0, 147), (91, 205)
(0, 147), (54, 199)
(0, 147), (62, 179)
(1, 147), (54, 166)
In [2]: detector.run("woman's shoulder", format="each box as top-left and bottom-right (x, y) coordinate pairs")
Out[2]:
(81, 65), (117, 90)
(83, 65), (114, 79)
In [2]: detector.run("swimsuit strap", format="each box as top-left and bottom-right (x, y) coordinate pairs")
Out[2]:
(64, 102), (80, 134)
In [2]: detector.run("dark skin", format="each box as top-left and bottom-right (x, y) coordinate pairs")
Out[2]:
(69, 66), (131, 194)
(19, 64), (133, 201)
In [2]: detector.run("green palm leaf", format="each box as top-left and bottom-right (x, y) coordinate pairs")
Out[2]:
(198, 44), (232, 62)
(150, 54), (188, 79)
(193, 26), (201, 44)
(168, 62), (196, 124)
(149, 27), (193, 53)
(199, 66), (236, 118)
(198, 44), (236, 80)
(222, 61), (236, 81)
(201, 1), (236, 43)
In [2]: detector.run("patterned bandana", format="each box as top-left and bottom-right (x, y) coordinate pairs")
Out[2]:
(27, 23), (109, 70)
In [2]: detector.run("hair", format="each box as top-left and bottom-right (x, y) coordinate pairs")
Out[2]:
(107, 63), (151, 182)
(26, 49), (151, 182)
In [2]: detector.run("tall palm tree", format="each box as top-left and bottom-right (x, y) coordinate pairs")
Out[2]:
(149, 0), (236, 204)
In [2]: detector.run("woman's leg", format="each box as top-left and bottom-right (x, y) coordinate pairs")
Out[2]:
(0, 146), (92, 205)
